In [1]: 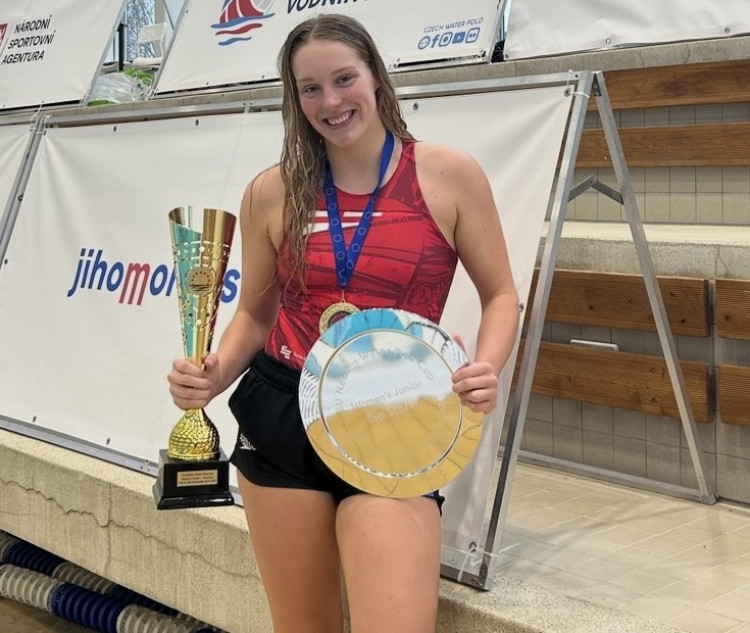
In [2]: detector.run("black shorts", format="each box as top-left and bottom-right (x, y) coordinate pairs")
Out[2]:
(229, 350), (444, 510)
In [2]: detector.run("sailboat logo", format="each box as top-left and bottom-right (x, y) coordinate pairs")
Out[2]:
(212, 0), (276, 46)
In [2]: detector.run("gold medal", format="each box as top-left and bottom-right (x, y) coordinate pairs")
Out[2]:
(319, 299), (359, 334)
(319, 132), (394, 335)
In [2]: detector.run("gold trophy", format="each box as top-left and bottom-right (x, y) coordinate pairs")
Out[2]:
(153, 206), (237, 510)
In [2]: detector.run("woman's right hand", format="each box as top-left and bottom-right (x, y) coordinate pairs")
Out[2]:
(167, 353), (221, 410)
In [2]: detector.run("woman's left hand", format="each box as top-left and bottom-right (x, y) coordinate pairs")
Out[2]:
(451, 361), (499, 414)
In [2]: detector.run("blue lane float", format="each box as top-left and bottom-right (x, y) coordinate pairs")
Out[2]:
(0, 530), (222, 633)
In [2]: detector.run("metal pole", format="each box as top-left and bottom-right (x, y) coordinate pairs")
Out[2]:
(0, 118), (46, 267)
(592, 71), (715, 504)
(479, 72), (596, 584)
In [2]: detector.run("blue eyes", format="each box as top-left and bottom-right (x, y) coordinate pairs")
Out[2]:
(299, 75), (355, 96)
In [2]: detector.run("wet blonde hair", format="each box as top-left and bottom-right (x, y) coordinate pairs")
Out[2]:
(277, 13), (413, 284)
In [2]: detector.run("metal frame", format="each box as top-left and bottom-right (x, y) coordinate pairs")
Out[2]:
(2, 73), (571, 467)
(593, 73), (714, 502)
(147, 0), (190, 98)
(0, 71), (579, 482)
(450, 70), (716, 592)
(0, 117), (46, 267)
(82, 0), (130, 106)
(0, 70), (716, 594)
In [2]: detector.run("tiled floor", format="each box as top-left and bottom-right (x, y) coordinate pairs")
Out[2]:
(498, 464), (750, 633)
(1, 462), (749, 632)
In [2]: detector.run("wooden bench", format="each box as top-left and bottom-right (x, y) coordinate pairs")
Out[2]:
(716, 279), (750, 341)
(578, 59), (750, 168)
(596, 59), (750, 110)
(517, 269), (712, 421)
(718, 364), (750, 428)
(527, 269), (710, 337)
(514, 341), (711, 422)
(715, 279), (750, 427)
(577, 122), (750, 168)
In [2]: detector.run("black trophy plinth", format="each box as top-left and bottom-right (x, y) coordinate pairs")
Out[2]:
(152, 448), (234, 510)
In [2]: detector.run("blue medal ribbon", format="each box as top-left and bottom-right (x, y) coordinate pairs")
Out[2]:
(323, 130), (395, 291)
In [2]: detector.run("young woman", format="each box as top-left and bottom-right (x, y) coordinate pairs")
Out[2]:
(168, 14), (518, 633)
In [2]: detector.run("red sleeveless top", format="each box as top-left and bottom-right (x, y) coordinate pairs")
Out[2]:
(264, 140), (458, 369)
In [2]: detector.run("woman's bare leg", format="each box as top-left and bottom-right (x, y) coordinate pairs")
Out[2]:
(237, 473), (344, 633)
(336, 495), (441, 633)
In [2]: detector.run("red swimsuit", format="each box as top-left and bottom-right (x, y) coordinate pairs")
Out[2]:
(265, 140), (458, 369)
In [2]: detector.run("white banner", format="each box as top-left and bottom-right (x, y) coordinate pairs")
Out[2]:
(0, 83), (573, 568)
(402, 88), (572, 566)
(0, 0), (126, 111)
(0, 124), (33, 231)
(0, 112), (278, 460)
(154, 0), (502, 95)
(504, 0), (750, 60)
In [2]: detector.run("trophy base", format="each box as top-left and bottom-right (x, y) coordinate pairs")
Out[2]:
(152, 448), (235, 510)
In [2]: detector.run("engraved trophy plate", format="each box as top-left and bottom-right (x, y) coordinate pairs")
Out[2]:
(153, 206), (236, 510)
(299, 308), (483, 498)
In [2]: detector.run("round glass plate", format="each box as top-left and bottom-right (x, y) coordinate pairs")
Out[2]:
(299, 308), (483, 498)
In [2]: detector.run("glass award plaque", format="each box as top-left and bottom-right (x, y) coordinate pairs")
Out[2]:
(299, 308), (483, 498)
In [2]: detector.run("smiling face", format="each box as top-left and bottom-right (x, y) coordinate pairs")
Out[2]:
(291, 39), (382, 151)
